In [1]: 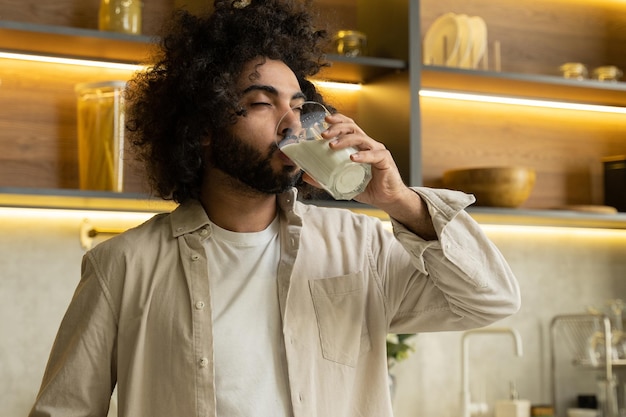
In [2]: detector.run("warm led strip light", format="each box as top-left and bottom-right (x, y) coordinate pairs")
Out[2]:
(420, 89), (626, 115)
(0, 51), (146, 71)
(313, 80), (362, 91)
(481, 223), (626, 238)
(0, 206), (157, 222)
(0, 51), (363, 91)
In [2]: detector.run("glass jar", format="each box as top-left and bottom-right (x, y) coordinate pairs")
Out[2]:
(99, 0), (142, 35)
(592, 66), (624, 82)
(333, 30), (367, 57)
(75, 81), (127, 192)
(559, 62), (588, 80)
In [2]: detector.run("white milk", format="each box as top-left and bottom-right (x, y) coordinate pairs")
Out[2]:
(281, 139), (371, 200)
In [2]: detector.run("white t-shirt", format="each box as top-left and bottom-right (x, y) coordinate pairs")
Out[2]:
(204, 216), (292, 417)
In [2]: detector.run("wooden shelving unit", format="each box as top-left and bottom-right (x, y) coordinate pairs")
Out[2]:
(1, 0), (625, 230)
(416, 0), (626, 212)
(3, 188), (626, 230)
(421, 66), (626, 107)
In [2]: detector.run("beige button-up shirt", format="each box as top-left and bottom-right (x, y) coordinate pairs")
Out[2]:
(30, 187), (520, 417)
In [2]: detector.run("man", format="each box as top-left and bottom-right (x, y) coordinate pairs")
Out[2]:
(30, 0), (520, 416)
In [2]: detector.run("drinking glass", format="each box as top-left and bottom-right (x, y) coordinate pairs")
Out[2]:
(275, 101), (371, 200)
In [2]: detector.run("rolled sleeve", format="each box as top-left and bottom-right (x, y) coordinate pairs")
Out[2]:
(390, 187), (521, 329)
(391, 188), (474, 272)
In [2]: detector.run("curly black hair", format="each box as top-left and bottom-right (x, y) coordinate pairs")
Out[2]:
(125, 0), (331, 203)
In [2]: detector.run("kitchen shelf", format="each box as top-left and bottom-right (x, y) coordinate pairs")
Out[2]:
(292, 198), (626, 230)
(0, 188), (389, 220)
(2, 189), (626, 230)
(421, 66), (626, 107)
(320, 54), (407, 84)
(0, 20), (407, 85)
(468, 207), (626, 230)
(0, 20), (154, 64)
(0, 188), (176, 213)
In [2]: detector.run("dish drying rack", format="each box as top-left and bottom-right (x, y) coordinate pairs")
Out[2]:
(550, 313), (625, 417)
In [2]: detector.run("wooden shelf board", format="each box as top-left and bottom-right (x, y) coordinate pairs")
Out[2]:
(422, 66), (626, 107)
(307, 199), (626, 230)
(0, 188), (176, 213)
(468, 207), (626, 230)
(0, 21), (408, 84)
(318, 54), (407, 83)
(0, 20), (155, 64)
(1, 190), (625, 229)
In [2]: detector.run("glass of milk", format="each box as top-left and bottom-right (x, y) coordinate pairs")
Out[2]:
(276, 102), (371, 200)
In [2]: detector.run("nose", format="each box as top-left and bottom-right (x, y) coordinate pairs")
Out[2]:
(276, 107), (302, 139)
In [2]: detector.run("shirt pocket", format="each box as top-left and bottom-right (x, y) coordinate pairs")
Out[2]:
(308, 272), (372, 367)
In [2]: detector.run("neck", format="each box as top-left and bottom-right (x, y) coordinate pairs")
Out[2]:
(199, 168), (279, 233)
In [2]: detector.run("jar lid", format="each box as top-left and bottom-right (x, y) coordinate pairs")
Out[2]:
(333, 30), (367, 42)
(559, 62), (586, 71)
(592, 65), (623, 78)
(75, 80), (127, 94)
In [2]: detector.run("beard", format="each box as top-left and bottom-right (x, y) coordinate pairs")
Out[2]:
(208, 128), (301, 195)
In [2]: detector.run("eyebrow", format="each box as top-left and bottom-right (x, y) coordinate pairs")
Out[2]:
(241, 84), (307, 101)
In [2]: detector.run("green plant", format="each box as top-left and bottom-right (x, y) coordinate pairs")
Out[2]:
(386, 333), (416, 368)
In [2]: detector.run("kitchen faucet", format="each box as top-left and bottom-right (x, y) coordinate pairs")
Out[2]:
(461, 327), (524, 417)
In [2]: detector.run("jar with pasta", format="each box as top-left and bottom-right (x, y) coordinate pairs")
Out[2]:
(75, 81), (127, 192)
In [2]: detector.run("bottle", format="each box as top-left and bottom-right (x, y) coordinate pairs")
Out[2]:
(99, 0), (142, 35)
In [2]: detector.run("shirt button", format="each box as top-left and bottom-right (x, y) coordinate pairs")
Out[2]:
(195, 301), (205, 310)
(290, 238), (296, 246)
(177, 227), (184, 232)
(191, 254), (200, 261)
(199, 357), (209, 368)
(200, 228), (208, 235)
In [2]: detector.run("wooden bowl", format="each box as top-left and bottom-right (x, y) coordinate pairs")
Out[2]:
(442, 166), (536, 208)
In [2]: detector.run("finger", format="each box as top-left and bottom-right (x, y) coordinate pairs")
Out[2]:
(322, 123), (360, 141)
(328, 134), (386, 153)
(326, 113), (354, 124)
(350, 148), (395, 169)
(322, 114), (385, 151)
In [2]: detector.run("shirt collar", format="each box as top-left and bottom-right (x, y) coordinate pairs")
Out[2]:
(169, 188), (302, 238)
(170, 199), (210, 238)
(277, 188), (298, 213)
